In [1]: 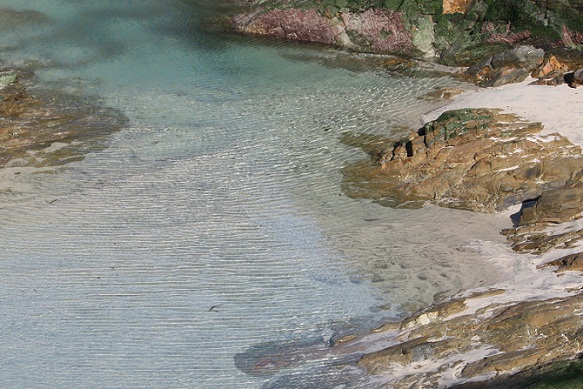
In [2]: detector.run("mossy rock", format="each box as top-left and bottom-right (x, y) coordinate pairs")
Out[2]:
(425, 108), (496, 138)
(519, 359), (583, 389)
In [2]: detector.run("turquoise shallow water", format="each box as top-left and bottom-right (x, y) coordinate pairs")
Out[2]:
(0, 1), (507, 387)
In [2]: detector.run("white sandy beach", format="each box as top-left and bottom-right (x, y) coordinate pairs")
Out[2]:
(424, 77), (583, 147)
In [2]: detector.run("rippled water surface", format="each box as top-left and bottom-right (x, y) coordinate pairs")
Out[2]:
(0, 1), (509, 387)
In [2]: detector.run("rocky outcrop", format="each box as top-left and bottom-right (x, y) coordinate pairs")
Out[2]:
(232, 8), (341, 46)
(358, 292), (583, 388)
(500, 181), (583, 254)
(237, 287), (583, 388)
(232, 7), (415, 56)
(341, 108), (583, 212)
(333, 106), (583, 386)
(520, 185), (583, 226)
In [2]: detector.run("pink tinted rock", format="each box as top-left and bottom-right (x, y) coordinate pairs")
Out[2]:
(236, 9), (339, 45)
(347, 9), (413, 53)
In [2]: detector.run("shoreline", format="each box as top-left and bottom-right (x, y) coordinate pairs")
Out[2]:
(351, 78), (583, 387)
(2, 3), (582, 383)
(234, 69), (583, 388)
(421, 76), (583, 295)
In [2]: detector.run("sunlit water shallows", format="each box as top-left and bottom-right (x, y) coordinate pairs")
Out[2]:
(0, 1), (508, 387)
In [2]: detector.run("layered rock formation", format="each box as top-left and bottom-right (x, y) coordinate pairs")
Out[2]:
(332, 107), (583, 386)
(236, 284), (583, 387)
(356, 289), (583, 388)
(341, 108), (583, 212)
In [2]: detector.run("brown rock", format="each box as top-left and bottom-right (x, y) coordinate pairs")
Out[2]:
(442, 0), (472, 14)
(503, 183), (583, 253)
(341, 109), (583, 213)
(531, 55), (570, 79)
(539, 252), (583, 273)
(0, 71), (127, 169)
(358, 293), (583, 387)
(505, 227), (583, 254)
(520, 184), (583, 226)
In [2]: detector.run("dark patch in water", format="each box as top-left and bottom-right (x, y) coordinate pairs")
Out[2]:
(234, 337), (330, 377)
(0, 72), (128, 169)
(235, 315), (397, 379)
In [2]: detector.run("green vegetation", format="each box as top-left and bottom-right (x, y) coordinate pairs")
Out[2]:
(514, 359), (583, 389)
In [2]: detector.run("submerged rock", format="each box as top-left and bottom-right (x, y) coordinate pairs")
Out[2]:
(0, 7), (49, 31)
(341, 108), (583, 212)
(0, 70), (127, 169)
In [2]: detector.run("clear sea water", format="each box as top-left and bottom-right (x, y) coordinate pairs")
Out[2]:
(0, 1), (509, 387)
